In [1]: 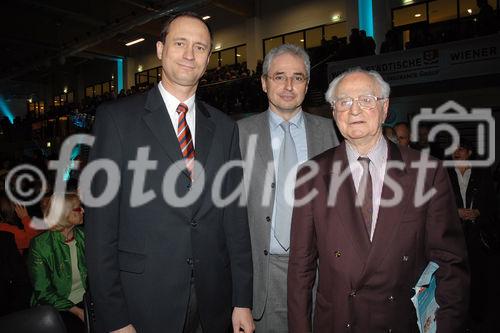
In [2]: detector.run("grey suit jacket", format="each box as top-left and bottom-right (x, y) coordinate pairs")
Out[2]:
(237, 110), (338, 319)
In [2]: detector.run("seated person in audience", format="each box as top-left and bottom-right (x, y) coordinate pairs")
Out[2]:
(0, 231), (32, 316)
(382, 125), (397, 144)
(28, 193), (86, 333)
(448, 139), (497, 329)
(0, 192), (40, 254)
(412, 123), (443, 159)
(393, 122), (411, 147)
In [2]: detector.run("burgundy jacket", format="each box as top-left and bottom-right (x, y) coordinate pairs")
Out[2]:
(288, 141), (469, 333)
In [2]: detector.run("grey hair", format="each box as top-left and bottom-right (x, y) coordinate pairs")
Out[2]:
(262, 44), (311, 78)
(324, 67), (391, 104)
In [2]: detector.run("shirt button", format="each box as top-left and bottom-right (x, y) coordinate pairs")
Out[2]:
(271, 182), (276, 189)
(190, 220), (197, 228)
(263, 250), (269, 256)
(346, 322), (351, 329)
(388, 295), (395, 302)
(186, 258), (193, 265)
(334, 250), (341, 257)
(402, 255), (409, 262)
(266, 216), (271, 222)
(349, 290), (356, 297)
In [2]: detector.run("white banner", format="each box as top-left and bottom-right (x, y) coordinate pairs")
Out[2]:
(327, 34), (500, 86)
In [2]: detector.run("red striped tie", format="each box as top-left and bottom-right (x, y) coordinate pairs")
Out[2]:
(176, 103), (195, 179)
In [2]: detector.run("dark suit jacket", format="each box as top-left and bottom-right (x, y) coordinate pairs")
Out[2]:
(288, 141), (469, 333)
(448, 167), (496, 226)
(85, 87), (252, 333)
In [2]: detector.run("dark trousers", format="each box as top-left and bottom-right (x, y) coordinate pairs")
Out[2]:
(183, 271), (202, 333)
(59, 310), (85, 333)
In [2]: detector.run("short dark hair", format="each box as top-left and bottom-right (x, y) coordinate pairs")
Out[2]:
(159, 11), (213, 48)
(394, 122), (410, 130)
(458, 136), (474, 151)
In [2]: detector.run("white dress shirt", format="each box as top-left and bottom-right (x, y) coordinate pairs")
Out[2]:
(157, 83), (196, 147)
(454, 167), (471, 208)
(346, 136), (388, 241)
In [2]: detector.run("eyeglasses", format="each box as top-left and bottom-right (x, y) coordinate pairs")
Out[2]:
(72, 207), (84, 213)
(266, 73), (308, 85)
(332, 95), (386, 112)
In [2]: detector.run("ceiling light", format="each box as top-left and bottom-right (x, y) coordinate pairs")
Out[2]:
(414, 13), (422, 17)
(47, 142), (51, 148)
(28, 98), (33, 103)
(331, 14), (341, 22)
(402, 0), (414, 4)
(300, 39), (304, 42)
(202, 16), (211, 20)
(63, 87), (68, 94)
(467, 8), (473, 14)
(236, 54), (241, 57)
(214, 44), (221, 50)
(137, 65), (143, 72)
(125, 38), (145, 46)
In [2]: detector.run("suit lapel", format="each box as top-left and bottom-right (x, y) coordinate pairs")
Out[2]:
(252, 112), (275, 182)
(324, 142), (371, 264)
(465, 169), (478, 208)
(448, 169), (462, 208)
(142, 87), (188, 178)
(304, 113), (324, 159)
(194, 101), (215, 177)
(358, 141), (411, 287)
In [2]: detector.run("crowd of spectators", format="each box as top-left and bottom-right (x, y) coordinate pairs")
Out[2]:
(200, 62), (252, 85)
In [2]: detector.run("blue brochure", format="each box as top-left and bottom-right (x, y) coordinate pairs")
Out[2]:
(411, 261), (439, 333)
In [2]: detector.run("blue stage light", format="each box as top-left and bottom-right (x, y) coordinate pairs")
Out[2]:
(0, 96), (15, 124)
(358, 0), (374, 37)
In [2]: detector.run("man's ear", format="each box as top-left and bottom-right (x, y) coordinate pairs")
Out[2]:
(382, 99), (390, 122)
(261, 75), (267, 93)
(205, 50), (212, 67)
(156, 41), (164, 60)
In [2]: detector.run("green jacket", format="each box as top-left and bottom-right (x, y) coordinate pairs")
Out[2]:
(28, 227), (87, 311)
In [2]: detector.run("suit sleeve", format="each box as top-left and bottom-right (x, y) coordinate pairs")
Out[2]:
(84, 106), (131, 331)
(425, 161), (470, 333)
(223, 122), (253, 308)
(288, 163), (318, 333)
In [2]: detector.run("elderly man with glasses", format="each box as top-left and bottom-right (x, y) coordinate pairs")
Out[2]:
(287, 68), (469, 333)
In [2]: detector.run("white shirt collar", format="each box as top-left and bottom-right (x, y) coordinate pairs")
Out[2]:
(157, 82), (196, 115)
(346, 135), (387, 170)
(267, 109), (304, 130)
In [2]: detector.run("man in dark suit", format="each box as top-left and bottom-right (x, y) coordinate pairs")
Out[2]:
(238, 44), (338, 332)
(287, 68), (469, 333)
(85, 12), (254, 333)
(448, 140), (497, 329)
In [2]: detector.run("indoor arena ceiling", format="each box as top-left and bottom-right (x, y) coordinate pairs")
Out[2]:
(0, 0), (254, 97)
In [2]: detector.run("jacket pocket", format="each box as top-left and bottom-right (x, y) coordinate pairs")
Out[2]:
(118, 249), (146, 274)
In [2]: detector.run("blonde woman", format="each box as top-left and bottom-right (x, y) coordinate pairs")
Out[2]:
(28, 193), (86, 333)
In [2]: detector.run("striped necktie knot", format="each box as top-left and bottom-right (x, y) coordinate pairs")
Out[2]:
(176, 103), (188, 114)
